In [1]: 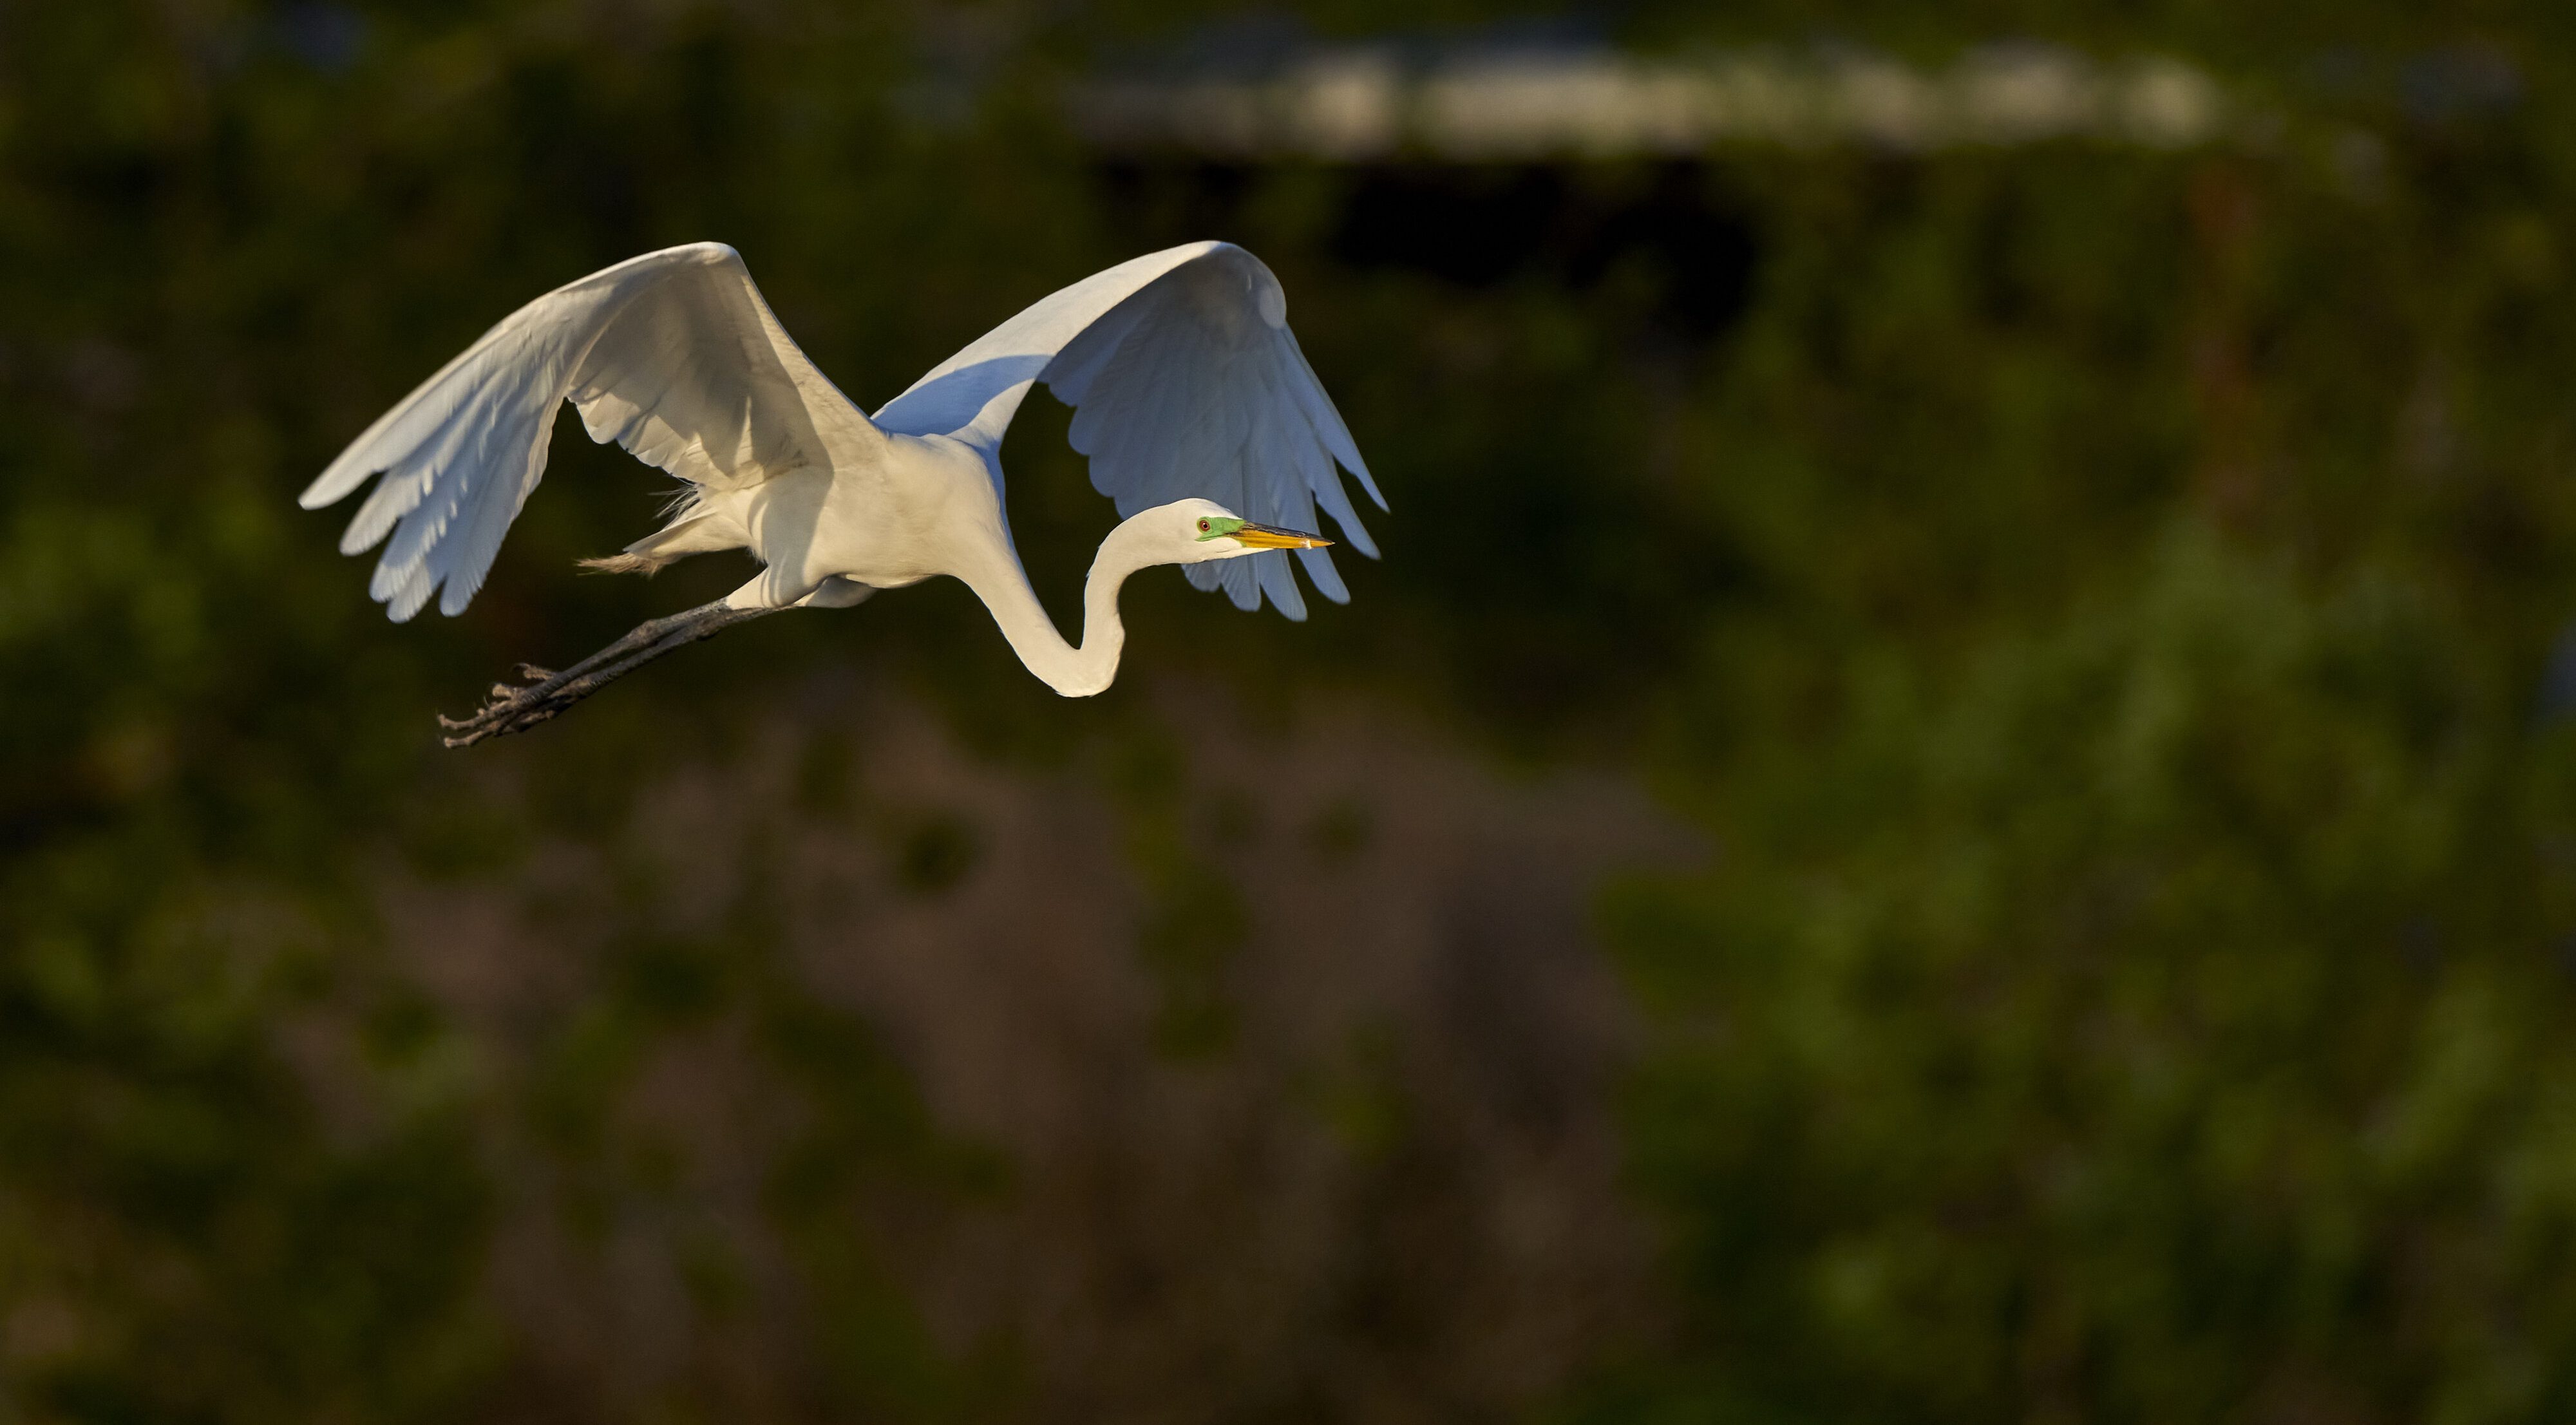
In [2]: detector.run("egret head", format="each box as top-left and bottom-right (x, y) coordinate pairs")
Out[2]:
(1153, 497), (1331, 565)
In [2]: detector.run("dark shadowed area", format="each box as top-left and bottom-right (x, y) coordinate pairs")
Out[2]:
(10, 4), (2576, 1423)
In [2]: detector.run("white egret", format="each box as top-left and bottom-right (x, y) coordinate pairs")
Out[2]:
(299, 241), (1383, 746)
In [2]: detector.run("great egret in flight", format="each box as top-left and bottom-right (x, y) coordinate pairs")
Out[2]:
(299, 241), (1382, 746)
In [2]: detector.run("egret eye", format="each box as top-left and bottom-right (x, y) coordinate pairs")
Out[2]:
(1197, 518), (1210, 532)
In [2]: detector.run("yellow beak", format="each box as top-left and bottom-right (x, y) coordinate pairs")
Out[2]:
(1229, 522), (1332, 550)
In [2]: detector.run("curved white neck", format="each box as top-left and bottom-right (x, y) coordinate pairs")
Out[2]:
(965, 518), (1160, 697)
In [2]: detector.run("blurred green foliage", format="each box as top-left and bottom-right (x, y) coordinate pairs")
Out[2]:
(1575, 38), (2576, 1420)
(9, 0), (2576, 1421)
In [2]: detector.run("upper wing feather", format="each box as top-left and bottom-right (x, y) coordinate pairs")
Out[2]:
(873, 241), (1383, 620)
(300, 243), (877, 621)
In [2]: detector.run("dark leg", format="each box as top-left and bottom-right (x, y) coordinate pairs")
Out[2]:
(439, 599), (778, 748)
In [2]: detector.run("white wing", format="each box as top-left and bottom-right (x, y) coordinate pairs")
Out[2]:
(873, 241), (1383, 620)
(300, 243), (880, 621)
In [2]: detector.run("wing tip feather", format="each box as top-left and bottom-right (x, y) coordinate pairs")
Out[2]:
(1354, 465), (1389, 512)
(301, 457), (379, 510)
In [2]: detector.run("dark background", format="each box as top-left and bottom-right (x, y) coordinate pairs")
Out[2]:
(9, 3), (2576, 1422)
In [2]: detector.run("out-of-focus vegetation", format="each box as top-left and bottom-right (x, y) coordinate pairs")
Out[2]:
(8, 1), (2576, 1422)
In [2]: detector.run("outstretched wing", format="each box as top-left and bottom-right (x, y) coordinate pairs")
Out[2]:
(300, 242), (880, 621)
(873, 241), (1383, 620)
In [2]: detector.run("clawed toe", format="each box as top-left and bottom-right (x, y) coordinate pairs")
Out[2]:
(439, 675), (571, 748)
(434, 599), (777, 750)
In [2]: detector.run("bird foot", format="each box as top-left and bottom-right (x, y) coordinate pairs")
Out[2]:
(435, 599), (777, 750)
(440, 665), (583, 748)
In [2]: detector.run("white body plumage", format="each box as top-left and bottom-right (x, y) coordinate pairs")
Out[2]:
(301, 241), (1383, 706)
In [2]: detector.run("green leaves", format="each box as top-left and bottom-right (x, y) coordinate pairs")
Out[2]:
(1611, 527), (2576, 1420)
